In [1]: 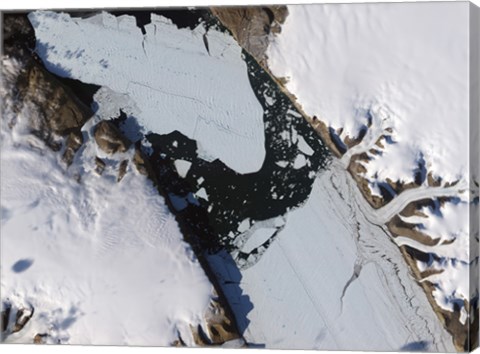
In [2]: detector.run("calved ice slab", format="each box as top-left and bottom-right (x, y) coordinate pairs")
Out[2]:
(27, 10), (266, 175)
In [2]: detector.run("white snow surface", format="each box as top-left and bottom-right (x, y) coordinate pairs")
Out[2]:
(267, 2), (469, 184)
(29, 10), (266, 174)
(0, 65), (213, 345)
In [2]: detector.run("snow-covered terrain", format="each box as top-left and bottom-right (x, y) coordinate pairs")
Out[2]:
(267, 2), (469, 185)
(29, 10), (265, 174)
(210, 161), (456, 351)
(265, 2), (475, 341)
(1, 59), (214, 345)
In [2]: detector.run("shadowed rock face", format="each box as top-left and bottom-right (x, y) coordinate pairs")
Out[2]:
(3, 13), (92, 150)
(3, 14), (36, 60)
(210, 6), (288, 66)
(62, 130), (84, 166)
(93, 120), (131, 154)
(23, 63), (92, 136)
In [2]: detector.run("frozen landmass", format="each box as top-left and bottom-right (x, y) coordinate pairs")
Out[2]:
(0, 58), (217, 346)
(267, 2), (469, 185)
(28, 10), (266, 174)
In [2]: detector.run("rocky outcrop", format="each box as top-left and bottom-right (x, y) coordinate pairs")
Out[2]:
(1, 303), (11, 333)
(211, 6), (288, 66)
(62, 130), (84, 166)
(33, 333), (49, 344)
(118, 160), (129, 182)
(169, 294), (243, 348)
(94, 156), (106, 175)
(1, 302), (34, 337)
(204, 298), (240, 344)
(133, 147), (156, 181)
(211, 7), (475, 350)
(3, 13), (92, 157)
(93, 120), (131, 154)
(11, 306), (34, 334)
(23, 64), (92, 137)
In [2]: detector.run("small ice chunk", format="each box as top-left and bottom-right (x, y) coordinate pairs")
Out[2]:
(275, 161), (289, 168)
(195, 187), (209, 201)
(297, 135), (314, 156)
(293, 154), (307, 169)
(291, 128), (298, 144)
(174, 159), (192, 178)
(280, 130), (290, 141)
(264, 93), (275, 106)
(237, 218), (251, 233)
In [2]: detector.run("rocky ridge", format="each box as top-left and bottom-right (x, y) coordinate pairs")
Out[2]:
(211, 6), (288, 66)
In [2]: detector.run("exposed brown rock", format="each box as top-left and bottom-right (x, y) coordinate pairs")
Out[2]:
(211, 6), (288, 66)
(180, 295), (243, 347)
(204, 298), (240, 344)
(94, 157), (106, 175)
(117, 159), (129, 182)
(444, 179), (460, 188)
(133, 147), (156, 182)
(307, 119), (343, 158)
(93, 120), (131, 154)
(386, 177), (418, 193)
(33, 333), (48, 344)
(399, 199), (429, 218)
(344, 131), (366, 150)
(23, 63), (92, 137)
(171, 337), (186, 347)
(62, 130), (84, 166)
(190, 324), (211, 346)
(375, 137), (385, 149)
(11, 306), (34, 334)
(347, 154), (385, 209)
(387, 215), (440, 246)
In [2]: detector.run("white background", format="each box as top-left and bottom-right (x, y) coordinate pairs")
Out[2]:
(1, 0), (479, 354)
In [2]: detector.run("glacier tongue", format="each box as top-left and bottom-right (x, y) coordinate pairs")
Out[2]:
(28, 10), (266, 174)
(210, 161), (456, 351)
